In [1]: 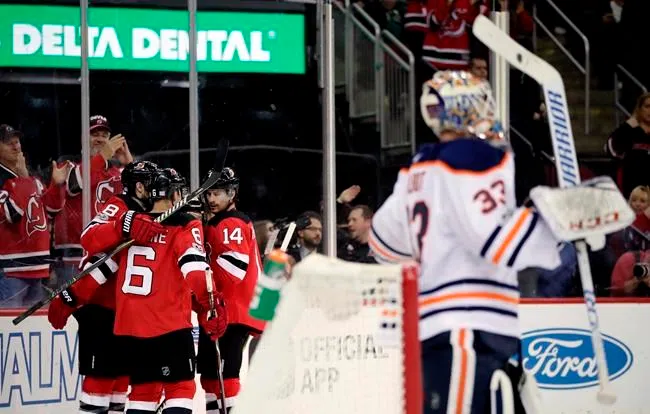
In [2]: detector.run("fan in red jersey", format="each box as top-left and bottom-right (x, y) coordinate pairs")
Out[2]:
(49, 164), (226, 414)
(0, 124), (71, 307)
(52, 115), (134, 284)
(48, 160), (167, 414)
(198, 167), (265, 414)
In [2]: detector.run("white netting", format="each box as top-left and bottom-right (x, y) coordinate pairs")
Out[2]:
(234, 254), (406, 414)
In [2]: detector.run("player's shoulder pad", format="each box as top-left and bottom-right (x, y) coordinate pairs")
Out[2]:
(206, 210), (252, 227)
(162, 212), (198, 227)
(412, 139), (508, 173)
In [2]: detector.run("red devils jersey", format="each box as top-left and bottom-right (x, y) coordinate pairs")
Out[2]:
(79, 194), (141, 310)
(204, 210), (265, 332)
(54, 153), (122, 261)
(0, 162), (64, 278)
(405, 0), (428, 32)
(422, 0), (488, 70)
(82, 206), (210, 337)
(112, 215), (208, 338)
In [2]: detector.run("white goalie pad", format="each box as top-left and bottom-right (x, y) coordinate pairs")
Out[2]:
(530, 176), (635, 250)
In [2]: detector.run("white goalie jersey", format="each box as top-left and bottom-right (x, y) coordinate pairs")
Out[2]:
(369, 138), (563, 341)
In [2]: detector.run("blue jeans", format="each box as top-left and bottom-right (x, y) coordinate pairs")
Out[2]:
(0, 270), (45, 308)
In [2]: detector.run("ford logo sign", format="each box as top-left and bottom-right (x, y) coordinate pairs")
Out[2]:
(521, 328), (633, 390)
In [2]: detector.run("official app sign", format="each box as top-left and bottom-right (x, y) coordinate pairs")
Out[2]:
(0, 5), (306, 74)
(521, 328), (633, 390)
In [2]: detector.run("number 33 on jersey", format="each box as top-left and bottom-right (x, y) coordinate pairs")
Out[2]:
(369, 139), (562, 341)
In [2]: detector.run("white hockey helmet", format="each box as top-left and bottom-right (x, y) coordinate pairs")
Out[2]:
(420, 70), (503, 140)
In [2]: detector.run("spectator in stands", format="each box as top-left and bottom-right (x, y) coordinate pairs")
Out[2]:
(365, 0), (407, 39)
(52, 115), (132, 285)
(287, 211), (322, 264)
(338, 205), (377, 263)
(470, 56), (488, 80)
(503, 0), (534, 48)
(420, 0), (489, 75)
(253, 219), (273, 257)
(610, 249), (650, 296)
(0, 124), (71, 307)
(593, 0), (624, 89)
(605, 92), (650, 198)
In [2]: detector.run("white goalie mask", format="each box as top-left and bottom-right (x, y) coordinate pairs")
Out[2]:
(420, 70), (503, 140)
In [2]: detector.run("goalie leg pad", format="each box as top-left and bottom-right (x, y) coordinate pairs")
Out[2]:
(490, 369), (515, 414)
(503, 356), (544, 414)
(421, 329), (519, 414)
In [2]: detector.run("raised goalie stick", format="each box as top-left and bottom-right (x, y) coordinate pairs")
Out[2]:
(13, 139), (230, 326)
(472, 15), (616, 404)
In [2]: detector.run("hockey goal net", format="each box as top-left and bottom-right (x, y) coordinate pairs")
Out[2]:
(234, 254), (421, 414)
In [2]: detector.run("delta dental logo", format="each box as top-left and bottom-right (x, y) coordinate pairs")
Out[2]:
(12, 24), (272, 63)
(521, 328), (633, 390)
(0, 5), (306, 74)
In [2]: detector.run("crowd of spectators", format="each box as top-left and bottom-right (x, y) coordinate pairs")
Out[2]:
(2, 1), (650, 310)
(346, 0), (650, 298)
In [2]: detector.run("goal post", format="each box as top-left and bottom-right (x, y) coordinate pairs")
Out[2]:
(234, 254), (422, 414)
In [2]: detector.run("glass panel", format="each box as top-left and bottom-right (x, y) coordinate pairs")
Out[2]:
(0, 74), (81, 307)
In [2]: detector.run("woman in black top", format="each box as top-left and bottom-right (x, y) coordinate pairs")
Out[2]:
(606, 92), (650, 197)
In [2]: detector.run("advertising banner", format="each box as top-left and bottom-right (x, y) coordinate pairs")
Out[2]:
(0, 5), (305, 74)
(520, 302), (646, 413)
(1, 303), (648, 413)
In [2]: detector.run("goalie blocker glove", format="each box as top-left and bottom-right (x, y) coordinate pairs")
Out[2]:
(530, 176), (635, 250)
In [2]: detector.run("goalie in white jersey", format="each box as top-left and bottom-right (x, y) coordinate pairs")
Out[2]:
(369, 70), (633, 414)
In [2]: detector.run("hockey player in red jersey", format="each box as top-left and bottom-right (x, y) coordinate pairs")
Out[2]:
(49, 164), (227, 414)
(198, 167), (265, 414)
(53, 115), (133, 283)
(0, 124), (71, 307)
(48, 161), (167, 414)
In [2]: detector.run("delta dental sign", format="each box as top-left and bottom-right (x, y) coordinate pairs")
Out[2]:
(0, 5), (305, 74)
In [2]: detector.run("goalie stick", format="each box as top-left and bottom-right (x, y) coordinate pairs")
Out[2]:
(472, 15), (616, 405)
(12, 139), (230, 326)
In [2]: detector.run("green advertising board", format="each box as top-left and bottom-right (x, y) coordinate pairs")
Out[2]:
(0, 5), (306, 74)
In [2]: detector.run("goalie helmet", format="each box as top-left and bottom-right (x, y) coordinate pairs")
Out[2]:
(420, 70), (503, 140)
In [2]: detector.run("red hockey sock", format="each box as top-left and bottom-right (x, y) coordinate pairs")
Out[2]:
(127, 382), (163, 413)
(80, 376), (115, 413)
(109, 376), (129, 413)
(201, 377), (240, 413)
(160, 380), (195, 413)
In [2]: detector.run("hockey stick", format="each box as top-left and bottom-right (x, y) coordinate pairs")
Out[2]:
(472, 15), (616, 404)
(263, 219), (297, 255)
(13, 139), (230, 326)
(205, 268), (228, 414)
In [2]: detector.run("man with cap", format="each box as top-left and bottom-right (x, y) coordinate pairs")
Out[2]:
(0, 124), (71, 307)
(53, 115), (133, 283)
